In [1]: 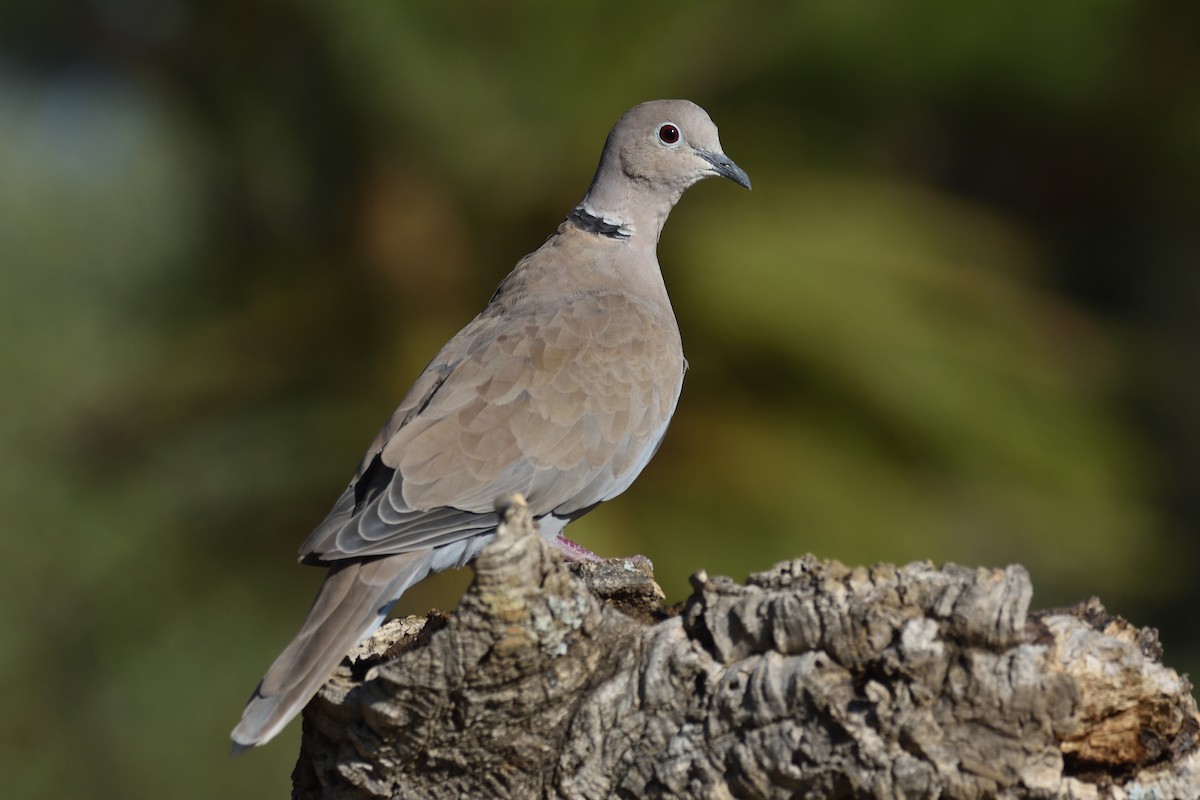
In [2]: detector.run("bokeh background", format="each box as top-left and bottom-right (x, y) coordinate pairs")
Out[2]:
(3, 1), (1198, 797)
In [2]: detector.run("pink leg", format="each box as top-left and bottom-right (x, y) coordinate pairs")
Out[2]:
(553, 534), (604, 563)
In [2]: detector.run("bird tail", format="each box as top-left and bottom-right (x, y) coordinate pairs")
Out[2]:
(230, 551), (434, 752)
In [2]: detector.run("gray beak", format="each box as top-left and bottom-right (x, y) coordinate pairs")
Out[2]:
(696, 149), (752, 190)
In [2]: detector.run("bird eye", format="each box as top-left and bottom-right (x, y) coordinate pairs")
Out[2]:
(657, 123), (681, 145)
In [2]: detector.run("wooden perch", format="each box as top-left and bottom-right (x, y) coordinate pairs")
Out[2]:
(291, 496), (1199, 799)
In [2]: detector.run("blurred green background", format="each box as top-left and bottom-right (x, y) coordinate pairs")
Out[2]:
(3, 1), (1198, 797)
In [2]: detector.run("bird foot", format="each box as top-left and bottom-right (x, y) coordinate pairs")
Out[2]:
(551, 534), (651, 567)
(552, 534), (605, 563)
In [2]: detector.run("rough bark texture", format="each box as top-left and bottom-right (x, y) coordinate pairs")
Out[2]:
(292, 497), (1199, 799)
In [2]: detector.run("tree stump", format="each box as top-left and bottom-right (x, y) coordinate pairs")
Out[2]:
(291, 496), (1199, 799)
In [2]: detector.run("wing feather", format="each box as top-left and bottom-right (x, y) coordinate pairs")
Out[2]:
(301, 291), (683, 563)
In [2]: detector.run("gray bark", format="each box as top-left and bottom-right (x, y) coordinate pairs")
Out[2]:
(292, 496), (1200, 799)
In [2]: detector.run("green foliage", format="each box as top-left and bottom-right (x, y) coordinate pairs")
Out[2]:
(2, 1), (1197, 797)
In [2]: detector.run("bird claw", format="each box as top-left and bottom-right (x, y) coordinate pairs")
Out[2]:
(552, 534), (605, 563)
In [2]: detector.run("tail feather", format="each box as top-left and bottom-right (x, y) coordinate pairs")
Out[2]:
(230, 551), (434, 752)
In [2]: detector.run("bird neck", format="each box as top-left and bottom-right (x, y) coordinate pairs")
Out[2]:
(567, 205), (633, 241)
(571, 183), (680, 248)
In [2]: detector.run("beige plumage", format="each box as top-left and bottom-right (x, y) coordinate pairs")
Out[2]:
(231, 99), (750, 751)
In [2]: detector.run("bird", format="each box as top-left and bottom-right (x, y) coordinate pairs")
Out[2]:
(231, 99), (750, 751)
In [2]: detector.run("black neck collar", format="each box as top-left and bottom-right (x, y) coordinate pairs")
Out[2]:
(567, 207), (631, 240)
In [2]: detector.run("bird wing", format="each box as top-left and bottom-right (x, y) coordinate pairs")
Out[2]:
(300, 290), (683, 563)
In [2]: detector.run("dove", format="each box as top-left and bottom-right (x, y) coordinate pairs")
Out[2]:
(232, 99), (750, 751)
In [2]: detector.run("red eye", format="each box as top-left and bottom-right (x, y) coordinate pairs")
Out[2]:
(657, 123), (680, 145)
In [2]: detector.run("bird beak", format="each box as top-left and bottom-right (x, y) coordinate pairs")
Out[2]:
(695, 149), (752, 190)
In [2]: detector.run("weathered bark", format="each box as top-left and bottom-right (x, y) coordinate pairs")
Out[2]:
(292, 496), (1199, 799)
